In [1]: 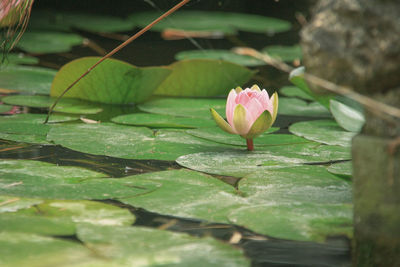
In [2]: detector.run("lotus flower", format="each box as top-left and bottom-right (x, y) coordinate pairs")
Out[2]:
(210, 85), (278, 151)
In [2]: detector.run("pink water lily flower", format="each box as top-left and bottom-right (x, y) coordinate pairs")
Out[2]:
(210, 85), (278, 151)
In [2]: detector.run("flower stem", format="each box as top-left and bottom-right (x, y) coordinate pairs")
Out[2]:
(246, 138), (254, 151)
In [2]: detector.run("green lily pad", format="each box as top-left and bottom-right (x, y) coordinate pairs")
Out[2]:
(279, 86), (313, 100)
(279, 97), (331, 117)
(0, 232), (101, 267)
(0, 114), (77, 144)
(176, 142), (351, 177)
(154, 59), (254, 97)
(0, 104), (13, 113)
(289, 66), (332, 108)
(0, 160), (159, 199)
(29, 10), (136, 33)
(0, 196), (43, 213)
(51, 57), (171, 104)
(0, 65), (57, 94)
(175, 50), (265, 67)
(129, 11), (291, 34)
(261, 45), (302, 62)
(327, 161), (352, 178)
(0, 200), (135, 236)
(2, 95), (102, 114)
(47, 122), (233, 161)
(120, 169), (240, 223)
(330, 99), (365, 132)
(17, 31), (84, 54)
(2, 53), (39, 65)
(186, 127), (292, 147)
(138, 97), (226, 119)
(289, 120), (356, 147)
(77, 224), (250, 267)
(228, 166), (352, 241)
(111, 113), (216, 128)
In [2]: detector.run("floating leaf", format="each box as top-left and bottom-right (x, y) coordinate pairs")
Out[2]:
(2, 95), (102, 114)
(289, 66), (332, 108)
(111, 113), (216, 128)
(187, 127), (287, 147)
(0, 65), (56, 94)
(0, 114), (76, 144)
(17, 31), (84, 54)
(51, 57), (171, 104)
(77, 224), (250, 267)
(47, 123), (234, 161)
(29, 10), (136, 33)
(0, 196), (43, 213)
(175, 50), (265, 66)
(279, 86), (313, 100)
(2, 53), (39, 65)
(327, 161), (352, 178)
(129, 11), (291, 34)
(176, 142), (351, 177)
(154, 59), (254, 97)
(261, 45), (302, 62)
(0, 104), (13, 113)
(330, 99), (365, 132)
(0, 232), (101, 267)
(228, 166), (353, 241)
(120, 169), (240, 223)
(289, 120), (356, 147)
(138, 97), (226, 119)
(0, 160), (159, 199)
(0, 200), (135, 236)
(279, 97), (331, 117)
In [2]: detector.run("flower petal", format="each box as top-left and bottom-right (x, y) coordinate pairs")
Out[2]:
(245, 97), (264, 124)
(235, 86), (243, 94)
(270, 92), (279, 125)
(210, 108), (236, 134)
(226, 89), (237, 127)
(245, 109), (273, 139)
(250, 84), (261, 92)
(233, 104), (251, 136)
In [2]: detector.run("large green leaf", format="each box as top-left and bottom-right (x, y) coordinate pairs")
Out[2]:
(279, 85), (313, 100)
(289, 120), (356, 147)
(228, 166), (353, 241)
(77, 224), (250, 267)
(330, 99), (365, 132)
(279, 97), (331, 117)
(0, 200), (135, 236)
(154, 59), (255, 96)
(176, 142), (351, 177)
(0, 65), (56, 94)
(0, 232), (101, 267)
(0, 104), (13, 113)
(0, 160), (159, 199)
(2, 53), (39, 65)
(138, 97), (226, 119)
(0, 196), (43, 213)
(289, 66), (332, 108)
(47, 122), (234, 161)
(0, 114), (76, 144)
(17, 31), (84, 54)
(111, 113), (216, 128)
(186, 127), (286, 147)
(51, 57), (172, 104)
(261, 45), (302, 62)
(129, 11), (291, 34)
(175, 50), (265, 67)
(120, 169), (240, 223)
(2, 95), (102, 114)
(327, 161), (352, 178)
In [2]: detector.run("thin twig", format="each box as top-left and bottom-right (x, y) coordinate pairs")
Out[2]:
(44, 0), (191, 123)
(234, 47), (400, 121)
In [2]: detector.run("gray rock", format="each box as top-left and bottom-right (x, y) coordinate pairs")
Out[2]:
(301, 0), (400, 95)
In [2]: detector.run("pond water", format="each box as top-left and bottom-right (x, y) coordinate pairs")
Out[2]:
(0, 0), (353, 266)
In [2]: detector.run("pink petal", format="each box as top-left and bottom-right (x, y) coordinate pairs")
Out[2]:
(245, 98), (265, 127)
(226, 89), (237, 127)
(235, 89), (252, 106)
